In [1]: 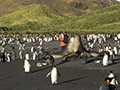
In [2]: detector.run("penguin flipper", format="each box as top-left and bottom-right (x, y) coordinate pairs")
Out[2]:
(57, 71), (60, 76)
(46, 72), (51, 78)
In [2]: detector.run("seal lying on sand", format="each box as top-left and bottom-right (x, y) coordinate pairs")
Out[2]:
(51, 35), (105, 60)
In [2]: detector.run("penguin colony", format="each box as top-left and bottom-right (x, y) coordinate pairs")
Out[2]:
(0, 33), (120, 88)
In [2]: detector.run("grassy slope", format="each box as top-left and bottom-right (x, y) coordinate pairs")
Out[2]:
(0, 3), (120, 34)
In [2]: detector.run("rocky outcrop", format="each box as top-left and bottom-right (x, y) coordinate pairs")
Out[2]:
(99, 0), (119, 8)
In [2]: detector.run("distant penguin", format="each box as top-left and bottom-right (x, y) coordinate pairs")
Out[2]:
(19, 50), (23, 59)
(25, 52), (29, 60)
(46, 55), (55, 66)
(108, 49), (114, 63)
(22, 43), (26, 50)
(113, 45), (118, 56)
(46, 64), (60, 84)
(33, 51), (38, 60)
(1, 53), (5, 62)
(39, 40), (43, 46)
(19, 42), (22, 50)
(79, 51), (87, 64)
(38, 45), (44, 55)
(1, 47), (5, 53)
(23, 59), (31, 73)
(6, 52), (11, 62)
(34, 62), (43, 67)
(12, 50), (16, 60)
(102, 52), (108, 67)
(31, 45), (35, 53)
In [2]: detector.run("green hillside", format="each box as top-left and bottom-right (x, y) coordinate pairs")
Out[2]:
(0, 3), (120, 34)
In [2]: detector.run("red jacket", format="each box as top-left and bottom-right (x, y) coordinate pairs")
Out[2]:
(59, 32), (67, 47)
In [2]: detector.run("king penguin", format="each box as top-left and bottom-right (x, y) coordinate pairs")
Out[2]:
(102, 52), (109, 67)
(46, 55), (55, 66)
(25, 52), (29, 60)
(46, 64), (60, 84)
(23, 58), (31, 73)
(99, 71), (118, 90)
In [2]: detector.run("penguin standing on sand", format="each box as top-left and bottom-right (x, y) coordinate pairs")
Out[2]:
(99, 71), (118, 90)
(1, 53), (5, 62)
(6, 52), (11, 62)
(33, 51), (38, 60)
(23, 58), (31, 73)
(25, 52), (29, 60)
(22, 43), (26, 50)
(108, 49), (114, 63)
(19, 50), (23, 59)
(46, 64), (60, 84)
(38, 45), (44, 55)
(102, 52), (108, 67)
(113, 45), (118, 56)
(31, 45), (35, 53)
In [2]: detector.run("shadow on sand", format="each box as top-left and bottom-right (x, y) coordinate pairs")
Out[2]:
(30, 66), (52, 73)
(57, 76), (87, 85)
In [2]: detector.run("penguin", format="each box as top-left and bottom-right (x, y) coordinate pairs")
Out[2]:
(46, 55), (55, 66)
(33, 51), (38, 60)
(108, 49), (114, 63)
(31, 45), (35, 53)
(1, 46), (5, 53)
(108, 71), (119, 86)
(99, 71), (119, 90)
(79, 51), (87, 64)
(46, 64), (60, 84)
(19, 42), (22, 50)
(34, 62), (43, 67)
(38, 45), (44, 55)
(23, 58), (31, 73)
(102, 52), (108, 67)
(22, 43), (25, 50)
(6, 52), (11, 62)
(0, 53), (5, 62)
(25, 52), (29, 60)
(113, 45), (118, 56)
(19, 50), (23, 59)
(39, 40), (43, 46)
(11, 50), (16, 60)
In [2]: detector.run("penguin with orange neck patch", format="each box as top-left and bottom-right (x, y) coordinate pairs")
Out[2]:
(99, 71), (118, 90)
(46, 64), (60, 84)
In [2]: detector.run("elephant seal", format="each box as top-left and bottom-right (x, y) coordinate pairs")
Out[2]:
(51, 35), (105, 60)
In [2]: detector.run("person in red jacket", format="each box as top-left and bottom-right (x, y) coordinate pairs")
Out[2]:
(59, 29), (69, 50)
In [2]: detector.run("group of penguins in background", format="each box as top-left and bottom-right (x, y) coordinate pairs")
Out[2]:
(0, 33), (120, 89)
(80, 33), (120, 67)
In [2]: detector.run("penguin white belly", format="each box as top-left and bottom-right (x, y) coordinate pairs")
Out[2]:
(103, 55), (108, 66)
(24, 61), (30, 72)
(51, 69), (57, 84)
(33, 53), (35, 60)
(26, 55), (29, 60)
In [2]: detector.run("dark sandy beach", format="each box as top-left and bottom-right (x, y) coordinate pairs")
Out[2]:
(0, 40), (120, 90)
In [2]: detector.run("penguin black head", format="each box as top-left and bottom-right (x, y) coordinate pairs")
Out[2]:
(46, 55), (50, 59)
(54, 64), (57, 67)
(109, 70), (113, 73)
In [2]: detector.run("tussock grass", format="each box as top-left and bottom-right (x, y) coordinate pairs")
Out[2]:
(0, 3), (120, 34)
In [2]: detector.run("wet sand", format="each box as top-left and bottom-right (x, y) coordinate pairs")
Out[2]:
(0, 40), (120, 90)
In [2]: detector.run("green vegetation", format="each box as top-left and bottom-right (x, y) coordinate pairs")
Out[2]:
(0, 3), (120, 34)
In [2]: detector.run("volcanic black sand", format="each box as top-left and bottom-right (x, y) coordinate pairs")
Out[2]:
(0, 40), (120, 90)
